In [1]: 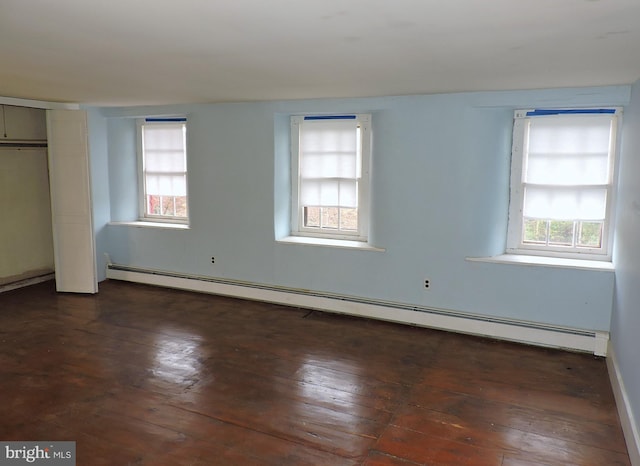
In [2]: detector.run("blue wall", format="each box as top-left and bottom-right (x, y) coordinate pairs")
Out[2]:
(612, 79), (640, 438)
(87, 85), (631, 332)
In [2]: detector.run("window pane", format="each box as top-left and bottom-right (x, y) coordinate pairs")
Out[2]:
(578, 221), (603, 248)
(340, 208), (358, 231)
(304, 206), (320, 227)
(523, 219), (548, 244)
(160, 196), (173, 216)
(548, 220), (575, 246)
(175, 196), (188, 217)
(147, 195), (161, 215)
(321, 207), (339, 229)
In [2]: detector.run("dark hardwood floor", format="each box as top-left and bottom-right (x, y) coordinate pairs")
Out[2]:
(0, 280), (630, 465)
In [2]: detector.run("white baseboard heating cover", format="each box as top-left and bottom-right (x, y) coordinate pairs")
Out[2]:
(106, 264), (609, 356)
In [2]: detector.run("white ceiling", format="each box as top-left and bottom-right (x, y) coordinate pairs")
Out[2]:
(1, 0), (639, 106)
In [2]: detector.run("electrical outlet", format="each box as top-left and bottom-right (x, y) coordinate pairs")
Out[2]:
(424, 279), (430, 289)
(211, 257), (215, 264)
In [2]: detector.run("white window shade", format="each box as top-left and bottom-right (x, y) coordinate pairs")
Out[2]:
(143, 124), (185, 152)
(525, 116), (613, 185)
(300, 152), (358, 178)
(522, 115), (613, 221)
(142, 123), (187, 197)
(525, 153), (610, 185)
(527, 116), (612, 155)
(300, 179), (357, 207)
(523, 187), (607, 220)
(144, 151), (186, 172)
(299, 119), (360, 208)
(145, 174), (187, 196)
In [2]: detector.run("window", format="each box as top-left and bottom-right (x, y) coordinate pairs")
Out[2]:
(507, 108), (620, 260)
(291, 114), (371, 241)
(138, 118), (188, 223)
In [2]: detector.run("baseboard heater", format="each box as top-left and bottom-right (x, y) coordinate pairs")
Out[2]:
(106, 264), (608, 356)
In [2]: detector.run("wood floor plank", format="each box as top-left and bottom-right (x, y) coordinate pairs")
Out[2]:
(405, 383), (628, 454)
(418, 366), (620, 426)
(499, 456), (562, 466)
(363, 450), (425, 465)
(374, 424), (505, 465)
(97, 391), (362, 465)
(426, 335), (618, 417)
(388, 402), (630, 466)
(0, 280), (631, 465)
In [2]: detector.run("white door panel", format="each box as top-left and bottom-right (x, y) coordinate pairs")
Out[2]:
(47, 110), (97, 293)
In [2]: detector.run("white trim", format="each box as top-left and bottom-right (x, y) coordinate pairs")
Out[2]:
(607, 342), (640, 466)
(106, 265), (607, 356)
(0, 96), (79, 110)
(136, 118), (145, 219)
(466, 254), (614, 272)
(277, 235), (384, 251)
(108, 221), (189, 230)
(0, 273), (55, 294)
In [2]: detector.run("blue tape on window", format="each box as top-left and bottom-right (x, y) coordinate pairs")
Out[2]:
(145, 118), (187, 122)
(526, 109), (616, 116)
(303, 115), (357, 120)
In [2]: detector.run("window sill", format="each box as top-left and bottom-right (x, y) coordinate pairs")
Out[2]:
(277, 235), (385, 252)
(108, 221), (190, 230)
(465, 254), (614, 272)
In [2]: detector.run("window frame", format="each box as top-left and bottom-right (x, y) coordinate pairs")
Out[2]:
(506, 108), (621, 261)
(136, 117), (189, 224)
(290, 114), (372, 242)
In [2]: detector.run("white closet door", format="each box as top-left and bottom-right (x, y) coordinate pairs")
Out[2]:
(47, 109), (97, 293)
